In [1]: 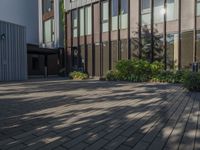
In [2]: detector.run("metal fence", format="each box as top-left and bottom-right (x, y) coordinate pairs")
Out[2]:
(0, 20), (27, 81)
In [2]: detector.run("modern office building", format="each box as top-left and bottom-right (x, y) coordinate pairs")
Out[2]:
(30, 0), (65, 77)
(0, 0), (38, 81)
(64, 0), (200, 77)
(0, 0), (65, 80)
(0, 20), (27, 81)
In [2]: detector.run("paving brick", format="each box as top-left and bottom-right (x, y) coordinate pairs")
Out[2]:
(0, 80), (197, 150)
(104, 136), (127, 150)
(85, 139), (108, 150)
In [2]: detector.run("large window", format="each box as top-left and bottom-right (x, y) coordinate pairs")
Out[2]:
(120, 0), (128, 29)
(72, 10), (78, 37)
(197, 0), (200, 16)
(166, 33), (179, 69)
(112, 0), (118, 31)
(43, 0), (54, 13)
(102, 1), (109, 32)
(44, 18), (54, 43)
(166, 0), (178, 21)
(79, 8), (84, 36)
(85, 6), (92, 35)
(141, 0), (151, 25)
(154, 0), (164, 23)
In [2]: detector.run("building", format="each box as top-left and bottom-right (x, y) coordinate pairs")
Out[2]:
(64, 0), (200, 77)
(0, 0), (38, 81)
(0, 20), (27, 81)
(30, 0), (65, 77)
(0, 0), (65, 80)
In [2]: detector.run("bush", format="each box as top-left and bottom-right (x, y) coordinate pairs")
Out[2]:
(115, 59), (152, 82)
(151, 70), (188, 83)
(69, 71), (88, 80)
(150, 61), (164, 76)
(183, 72), (200, 91)
(106, 70), (121, 81)
(106, 59), (199, 87)
(107, 59), (164, 82)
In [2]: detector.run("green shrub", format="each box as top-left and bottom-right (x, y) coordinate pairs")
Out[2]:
(114, 59), (152, 82)
(183, 72), (200, 91)
(106, 70), (121, 81)
(151, 70), (188, 83)
(150, 61), (164, 75)
(115, 59), (134, 77)
(132, 59), (151, 77)
(106, 59), (195, 85)
(69, 71), (88, 80)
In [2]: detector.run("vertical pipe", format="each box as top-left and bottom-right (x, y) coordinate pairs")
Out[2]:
(128, 0), (131, 59)
(118, 0), (121, 60)
(178, 0), (181, 70)
(164, 0), (167, 70)
(139, 0), (142, 59)
(150, 0), (154, 62)
(100, 1), (103, 77)
(109, 0), (112, 69)
(194, 0), (197, 62)
(84, 7), (88, 73)
(92, 3), (95, 76)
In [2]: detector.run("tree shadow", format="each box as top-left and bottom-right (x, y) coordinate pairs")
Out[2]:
(0, 79), (199, 150)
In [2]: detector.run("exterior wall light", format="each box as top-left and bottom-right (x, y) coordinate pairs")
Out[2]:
(1, 33), (6, 40)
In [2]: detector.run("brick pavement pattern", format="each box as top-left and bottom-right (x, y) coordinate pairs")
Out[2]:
(0, 79), (200, 150)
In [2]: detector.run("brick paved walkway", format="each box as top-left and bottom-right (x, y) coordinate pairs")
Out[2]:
(0, 79), (200, 150)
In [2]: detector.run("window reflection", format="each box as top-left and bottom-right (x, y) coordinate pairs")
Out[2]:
(112, 0), (118, 31)
(120, 0), (128, 29)
(79, 8), (84, 36)
(72, 10), (78, 37)
(44, 18), (54, 43)
(166, 33), (179, 69)
(154, 0), (164, 24)
(43, 0), (54, 13)
(141, 0), (151, 25)
(85, 6), (92, 35)
(102, 1), (109, 32)
(166, 0), (178, 21)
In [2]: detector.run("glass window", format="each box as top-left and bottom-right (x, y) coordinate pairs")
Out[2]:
(197, 0), (200, 16)
(85, 6), (92, 35)
(141, 0), (151, 25)
(142, 0), (150, 10)
(44, 18), (54, 43)
(43, 0), (54, 13)
(102, 1), (109, 32)
(79, 8), (84, 36)
(166, 0), (178, 21)
(166, 33), (179, 69)
(112, 0), (118, 31)
(120, 0), (128, 29)
(154, 0), (164, 23)
(72, 10), (78, 37)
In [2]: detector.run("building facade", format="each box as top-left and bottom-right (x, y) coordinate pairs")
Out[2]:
(0, 0), (65, 79)
(0, 0), (37, 81)
(65, 0), (200, 77)
(30, 0), (65, 77)
(38, 0), (64, 49)
(0, 0), (38, 44)
(0, 20), (27, 81)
